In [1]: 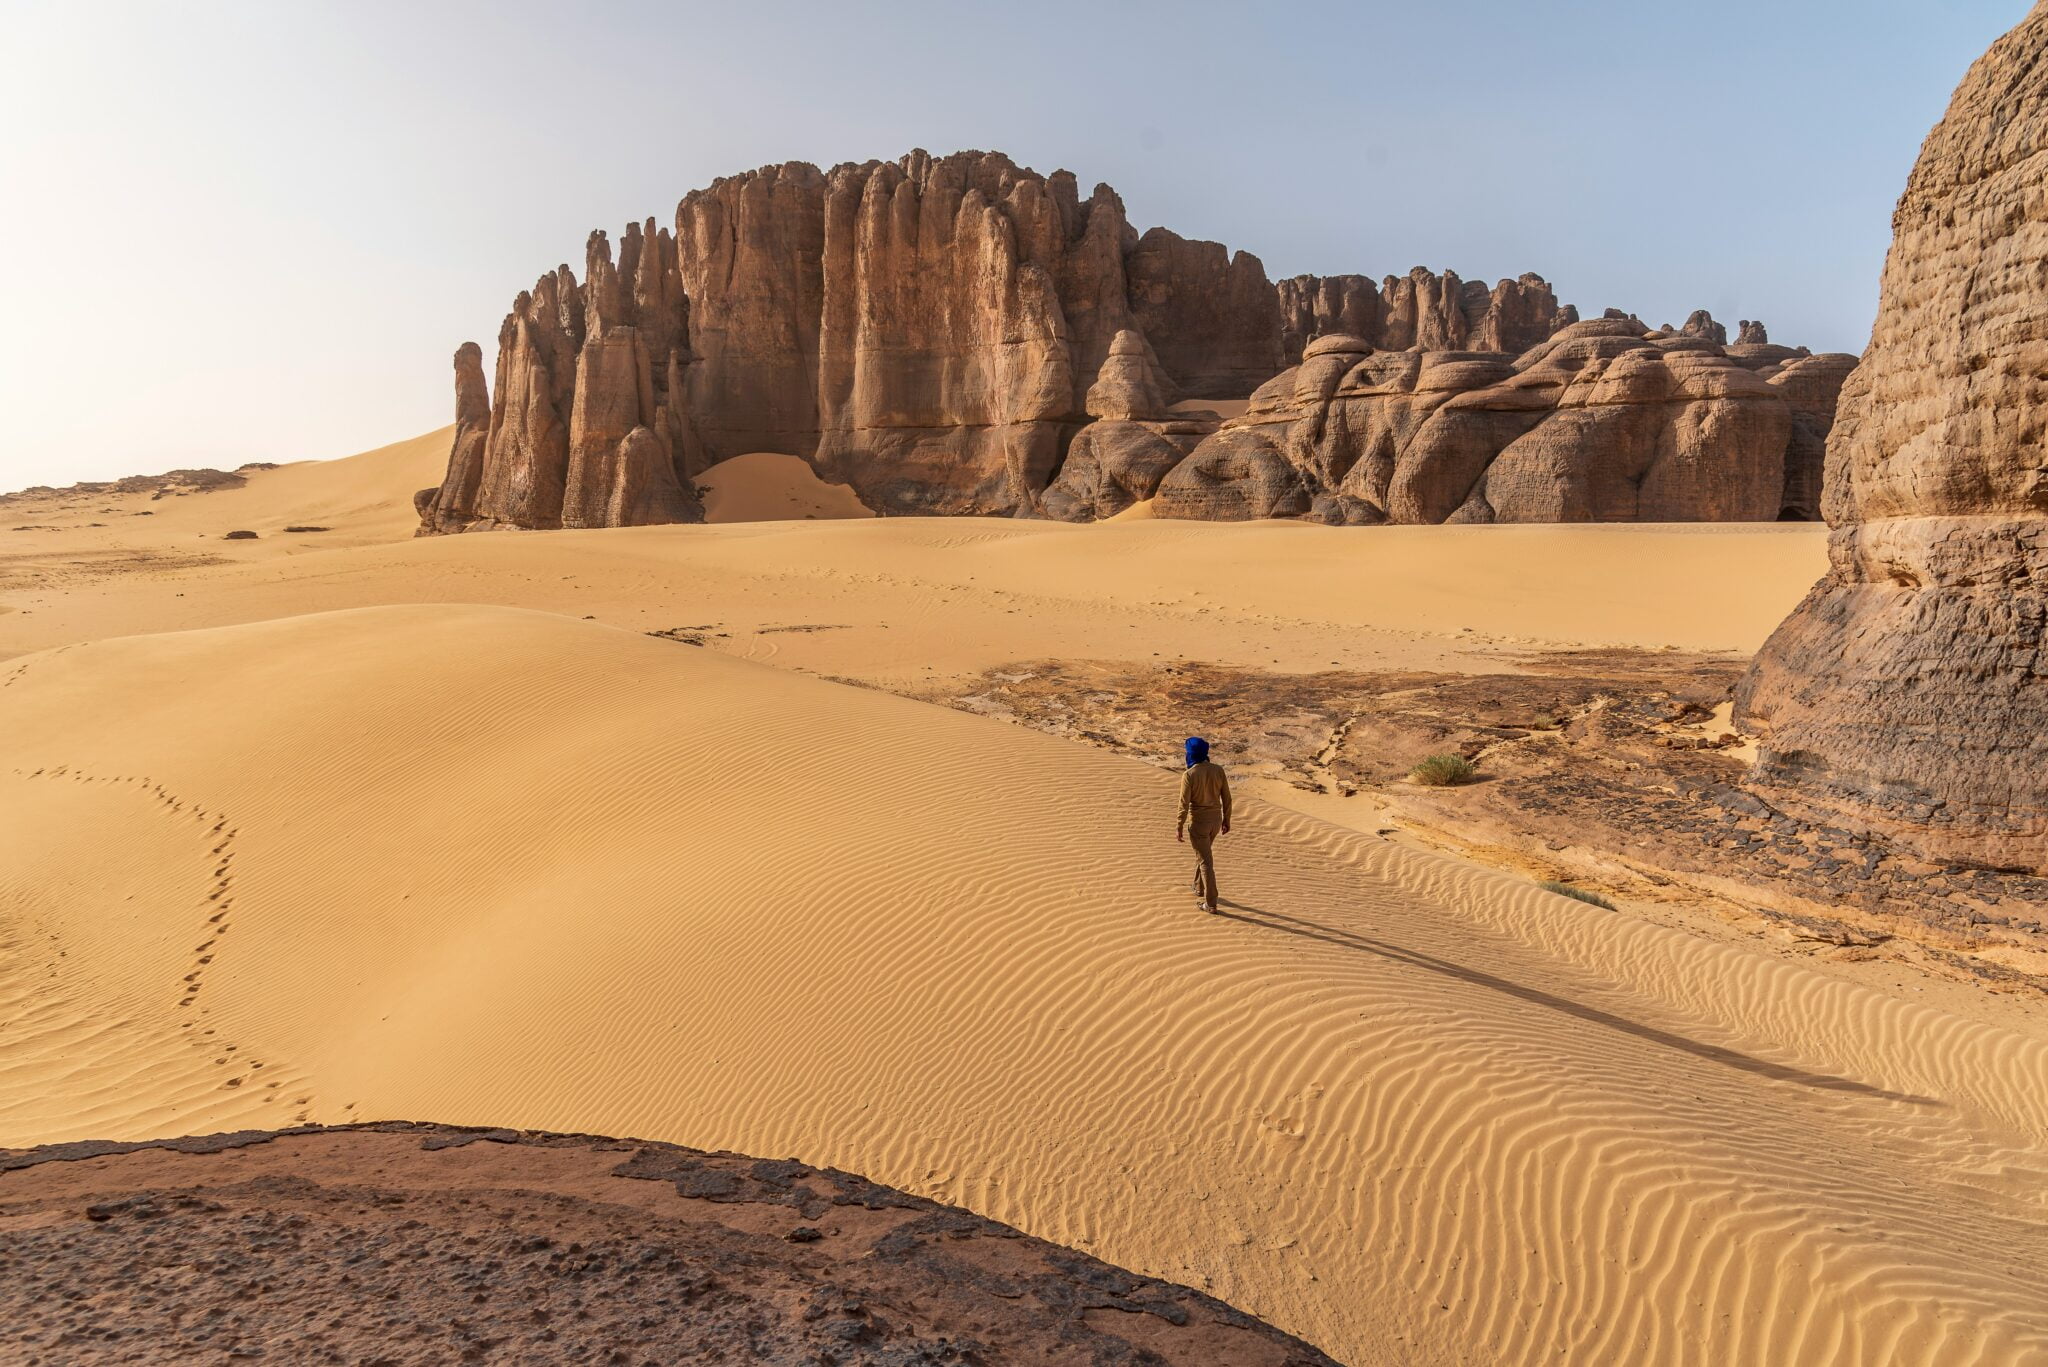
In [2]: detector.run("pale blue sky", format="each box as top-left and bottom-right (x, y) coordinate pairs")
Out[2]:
(0, 0), (2027, 489)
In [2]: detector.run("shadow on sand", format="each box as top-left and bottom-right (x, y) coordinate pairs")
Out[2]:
(1211, 901), (1936, 1106)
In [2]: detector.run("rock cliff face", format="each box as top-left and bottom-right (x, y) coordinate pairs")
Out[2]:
(1764, 352), (1860, 521)
(1130, 229), (1285, 395)
(420, 151), (1280, 528)
(419, 150), (1855, 532)
(1157, 319), (1857, 525)
(1735, 5), (2048, 872)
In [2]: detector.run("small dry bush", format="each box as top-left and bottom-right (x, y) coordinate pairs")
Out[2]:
(1539, 879), (1616, 910)
(1409, 753), (1476, 787)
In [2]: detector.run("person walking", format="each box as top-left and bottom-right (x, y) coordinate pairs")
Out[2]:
(1177, 736), (1231, 912)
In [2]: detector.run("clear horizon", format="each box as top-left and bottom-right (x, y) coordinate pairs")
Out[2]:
(0, 0), (2027, 491)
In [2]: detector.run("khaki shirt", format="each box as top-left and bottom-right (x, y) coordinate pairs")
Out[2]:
(1178, 761), (1232, 830)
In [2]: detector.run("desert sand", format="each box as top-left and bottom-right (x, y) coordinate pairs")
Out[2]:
(5, 439), (2047, 1366)
(697, 451), (876, 524)
(0, 425), (1827, 672)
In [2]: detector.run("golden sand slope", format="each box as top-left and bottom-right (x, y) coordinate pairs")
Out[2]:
(5, 605), (2046, 1366)
(696, 451), (875, 523)
(1, 427), (448, 558)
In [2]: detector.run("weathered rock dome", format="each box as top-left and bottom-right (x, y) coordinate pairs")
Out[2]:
(1736, 2), (2048, 871)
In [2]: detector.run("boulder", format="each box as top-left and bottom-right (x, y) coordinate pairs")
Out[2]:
(1736, 4), (2048, 871)
(1084, 328), (1176, 420)
(1040, 421), (1193, 520)
(1680, 309), (1729, 346)
(1154, 425), (1311, 521)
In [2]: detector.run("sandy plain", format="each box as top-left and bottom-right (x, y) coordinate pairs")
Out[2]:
(3, 431), (2046, 1366)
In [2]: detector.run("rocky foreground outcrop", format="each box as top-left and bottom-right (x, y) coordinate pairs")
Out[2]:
(0, 1123), (1336, 1366)
(1736, 5), (2048, 874)
(1130, 319), (1856, 524)
(418, 149), (1854, 531)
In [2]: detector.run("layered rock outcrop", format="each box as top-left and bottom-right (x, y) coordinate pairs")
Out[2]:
(419, 150), (1855, 532)
(421, 150), (1280, 528)
(1158, 319), (1856, 524)
(1277, 269), (1576, 363)
(1736, 5), (2048, 872)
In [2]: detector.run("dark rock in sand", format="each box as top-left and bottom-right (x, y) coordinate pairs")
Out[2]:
(0, 1122), (1338, 1367)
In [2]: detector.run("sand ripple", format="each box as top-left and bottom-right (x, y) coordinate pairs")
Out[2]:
(3, 604), (2044, 1365)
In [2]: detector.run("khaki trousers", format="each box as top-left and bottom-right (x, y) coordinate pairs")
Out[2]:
(1188, 811), (1222, 909)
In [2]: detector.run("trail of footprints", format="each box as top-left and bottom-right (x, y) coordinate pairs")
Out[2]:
(16, 765), (316, 1124)
(0, 645), (74, 691)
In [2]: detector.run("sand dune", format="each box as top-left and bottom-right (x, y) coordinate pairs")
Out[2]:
(696, 451), (875, 523)
(5, 603), (2046, 1365)
(2, 426), (448, 551)
(2, 426), (1831, 687)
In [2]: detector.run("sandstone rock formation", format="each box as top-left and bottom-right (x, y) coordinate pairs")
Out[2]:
(1277, 268), (1576, 362)
(421, 151), (1281, 529)
(807, 153), (1114, 515)
(1736, 5), (2048, 872)
(1158, 317), (1856, 524)
(418, 224), (703, 533)
(419, 150), (1855, 532)
(1764, 352), (1860, 521)
(1129, 228), (1286, 395)
(1040, 329), (1222, 519)
(415, 342), (490, 526)
(1680, 309), (1729, 346)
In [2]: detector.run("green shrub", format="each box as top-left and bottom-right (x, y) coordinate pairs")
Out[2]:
(1539, 879), (1616, 910)
(1409, 753), (1477, 787)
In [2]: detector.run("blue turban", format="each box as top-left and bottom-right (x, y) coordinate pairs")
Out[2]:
(1185, 737), (1210, 767)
